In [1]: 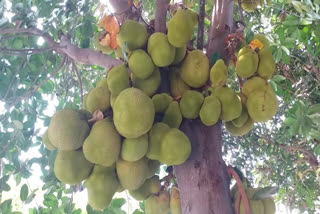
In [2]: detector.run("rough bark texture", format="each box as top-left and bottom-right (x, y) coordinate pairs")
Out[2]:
(155, 0), (170, 33)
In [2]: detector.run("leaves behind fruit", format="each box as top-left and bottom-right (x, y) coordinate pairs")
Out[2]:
(98, 15), (119, 49)
(252, 186), (279, 200)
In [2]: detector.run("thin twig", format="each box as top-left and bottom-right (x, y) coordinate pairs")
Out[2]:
(0, 47), (52, 55)
(72, 61), (84, 105)
(197, 0), (205, 50)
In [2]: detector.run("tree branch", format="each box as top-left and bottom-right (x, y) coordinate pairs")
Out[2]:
(197, 0), (205, 50)
(155, 0), (170, 33)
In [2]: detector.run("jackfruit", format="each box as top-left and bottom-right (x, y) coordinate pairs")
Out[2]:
(48, 109), (90, 151)
(169, 67), (190, 98)
(54, 150), (93, 185)
(170, 186), (182, 214)
(212, 87), (242, 121)
(129, 49), (155, 79)
(247, 89), (278, 122)
(152, 93), (173, 113)
(237, 0), (260, 12)
(83, 118), (121, 166)
(147, 32), (176, 67)
(254, 34), (270, 49)
(86, 86), (111, 113)
(199, 95), (221, 126)
(225, 117), (254, 136)
(162, 101), (183, 128)
(167, 8), (198, 47)
(121, 134), (149, 162)
(180, 90), (204, 119)
(110, 94), (118, 108)
(236, 47), (259, 78)
(180, 50), (209, 88)
(147, 122), (170, 160)
(172, 45), (187, 65)
(96, 78), (108, 89)
(160, 128), (191, 166)
(241, 77), (271, 97)
(131, 68), (161, 97)
(83, 93), (88, 110)
(129, 175), (161, 201)
(147, 160), (161, 178)
(240, 199), (264, 214)
(262, 197), (276, 214)
(257, 48), (275, 80)
(210, 59), (228, 88)
(145, 190), (170, 214)
(86, 165), (119, 210)
(113, 88), (155, 139)
(42, 130), (56, 150)
(232, 108), (249, 128)
(93, 33), (113, 54)
(107, 64), (130, 95)
(116, 158), (149, 190)
(117, 20), (147, 51)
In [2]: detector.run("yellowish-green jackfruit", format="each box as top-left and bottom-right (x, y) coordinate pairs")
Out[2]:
(241, 76), (271, 97)
(42, 130), (56, 150)
(262, 197), (276, 214)
(147, 160), (161, 178)
(180, 90), (204, 119)
(152, 93), (173, 113)
(210, 59), (228, 88)
(169, 67), (190, 98)
(121, 134), (149, 162)
(199, 95), (221, 126)
(236, 47), (259, 78)
(232, 108), (249, 128)
(225, 117), (254, 136)
(86, 86), (111, 113)
(172, 45), (187, 65)
(257, 48), (275, 80)
(129, 49), (155, 79)
(145, 190), (170, 214)
(162, 101), (183, 128)
(107, 64), (130, 95)
(147, 122), (170, 160)
(132, 68), (161, 97)
(129, 175), (161, 201)
(254, 34), (270, 49)
(117, 20), (147, 51)
(170, 186), (182, 214)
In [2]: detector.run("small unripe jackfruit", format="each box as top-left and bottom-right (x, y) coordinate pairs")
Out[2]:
(86, 86), (111, 113)
(107, 64), (130, 95)
(147, 122), (170, 160)
(169, 67), (190, 98)
(117, 20), (147, 51)
(210, 59), (228, 88)
(236, 47), (259, 78)
(162, 101), (183, 128)
(170, 186), (182, 214)
(42, 130), (56, 150)
(180, 90), (204, 119)
(132, 68), (161, 97)
(152, 93), (173, 113)
(121, 134), (148, 162)
(129, 49), (155, 79)
(145, 190), (170, 214)
(257, 48), (275, 80)
(200, 95), (221, 126)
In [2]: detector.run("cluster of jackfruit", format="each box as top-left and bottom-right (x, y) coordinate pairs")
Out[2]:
(232, 187), (276, 214)
(234, 0), (272, 12)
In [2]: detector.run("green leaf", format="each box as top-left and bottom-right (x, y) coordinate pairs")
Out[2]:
(40, 80), (55, 93)
(20, 184), (29, 201)
(314, 144), (320, 155)
(252, 186), (279, 200)
(13, 120), (23, 130)
(272, 75), (286, 83)
(308, 104), (320, 115)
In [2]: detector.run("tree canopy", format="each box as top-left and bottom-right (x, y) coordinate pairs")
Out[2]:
(0, 0), (320, 213)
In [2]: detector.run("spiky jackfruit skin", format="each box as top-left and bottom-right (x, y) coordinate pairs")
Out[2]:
(147, 33), (176, 67)
(86, 86), (111, 113)
(42, 130), (56, 150)
(247, 89), (278, 122)
(236, 47), (259, 78)
(116, 158), (149, 191)
(169, 67), (190, 98)
(83, 118), (121, 166)
(254, 34), (270, 49)
(145, 190), (170, 214)
(180, 50), (209, 88)
(257, 48), (275, 80)
(225, 117), (254, 136)
(147, 160), (161, 178)
(200, 95), (221, 126)
(129, 175), (161, 201)
(152, 93), (173, 113)
(172, 45), (187, 65)
(129, 49), (155, 79)
(170, 186), (182, 214)
(242, 77), (270, 97)
(107, 64), (130, 95)
(86, 165), (119, 210)
(113, 88), (155, 139)
(117, 20), (147, 51)
(147, 122), (170, 160)
(48, 109), (90, 151)
(262, 197), (276, 214)
(212, 87), (242, 121)
(121, 134), (148, 162)
(210, 59), (228, 88)
(132, 68), (161, 97)
(160, 129), (191, 166)
(96, 78), (108, 89)
(167, 8), (198, 47)
(180, 90), (204, 119)
(162, 101), (183, 128)
(54, 150), (93, 185)
(232, 108), (249, 128)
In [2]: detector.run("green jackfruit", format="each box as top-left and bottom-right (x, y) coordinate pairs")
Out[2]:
(257, 48), (275, 80)
(254, 34), (270, 49)
(110, 93), (118, 109)
(132, 68), (161, 97)
(48, 109), (90, 151)
(210, 59), (228, 88)
(232, 108), (249, 128)
(96, 78), (108, 89)
(129, 175), (161, 201)
(225, 117), (254, 136)
(86, 165), (119, 210)
(262, 197), (276, 214)
(116, 158), (149, 190)
(180, 50), (209, 88)
(129, 49), (155, 79)
(147, 122), (170, 160)
(86, 86), (111, 113)
(83, 118), (121, 166)
(169, 67), (190, 98)
(42, 130), (56, 150)
(117, 20), (147, 51)
(147, 32), (176, 67)
(113, 88), (155, 139)
(152, 93), (173, 113)
(199, 95), (221, 126)
(162, 101), (183, 128)
(240, 199), (264, 214)
(160, 128), (191, 166)
(241, 77), (271, 97)
(121, 134), (149, 162)
(83, 93), (88, 110)
(212, 87), (242, 121)
(54, 150), (93, 185)
(180, 90), (204, 119)
(147, 160), (161, 178)
(107, 64), (130, 95)
(236, 47), (259, 78)
(172, 45), (187, 65)
(145, 190), (170, 214)
(167, 8), (198, 47)
(170, 186), (182, 214)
